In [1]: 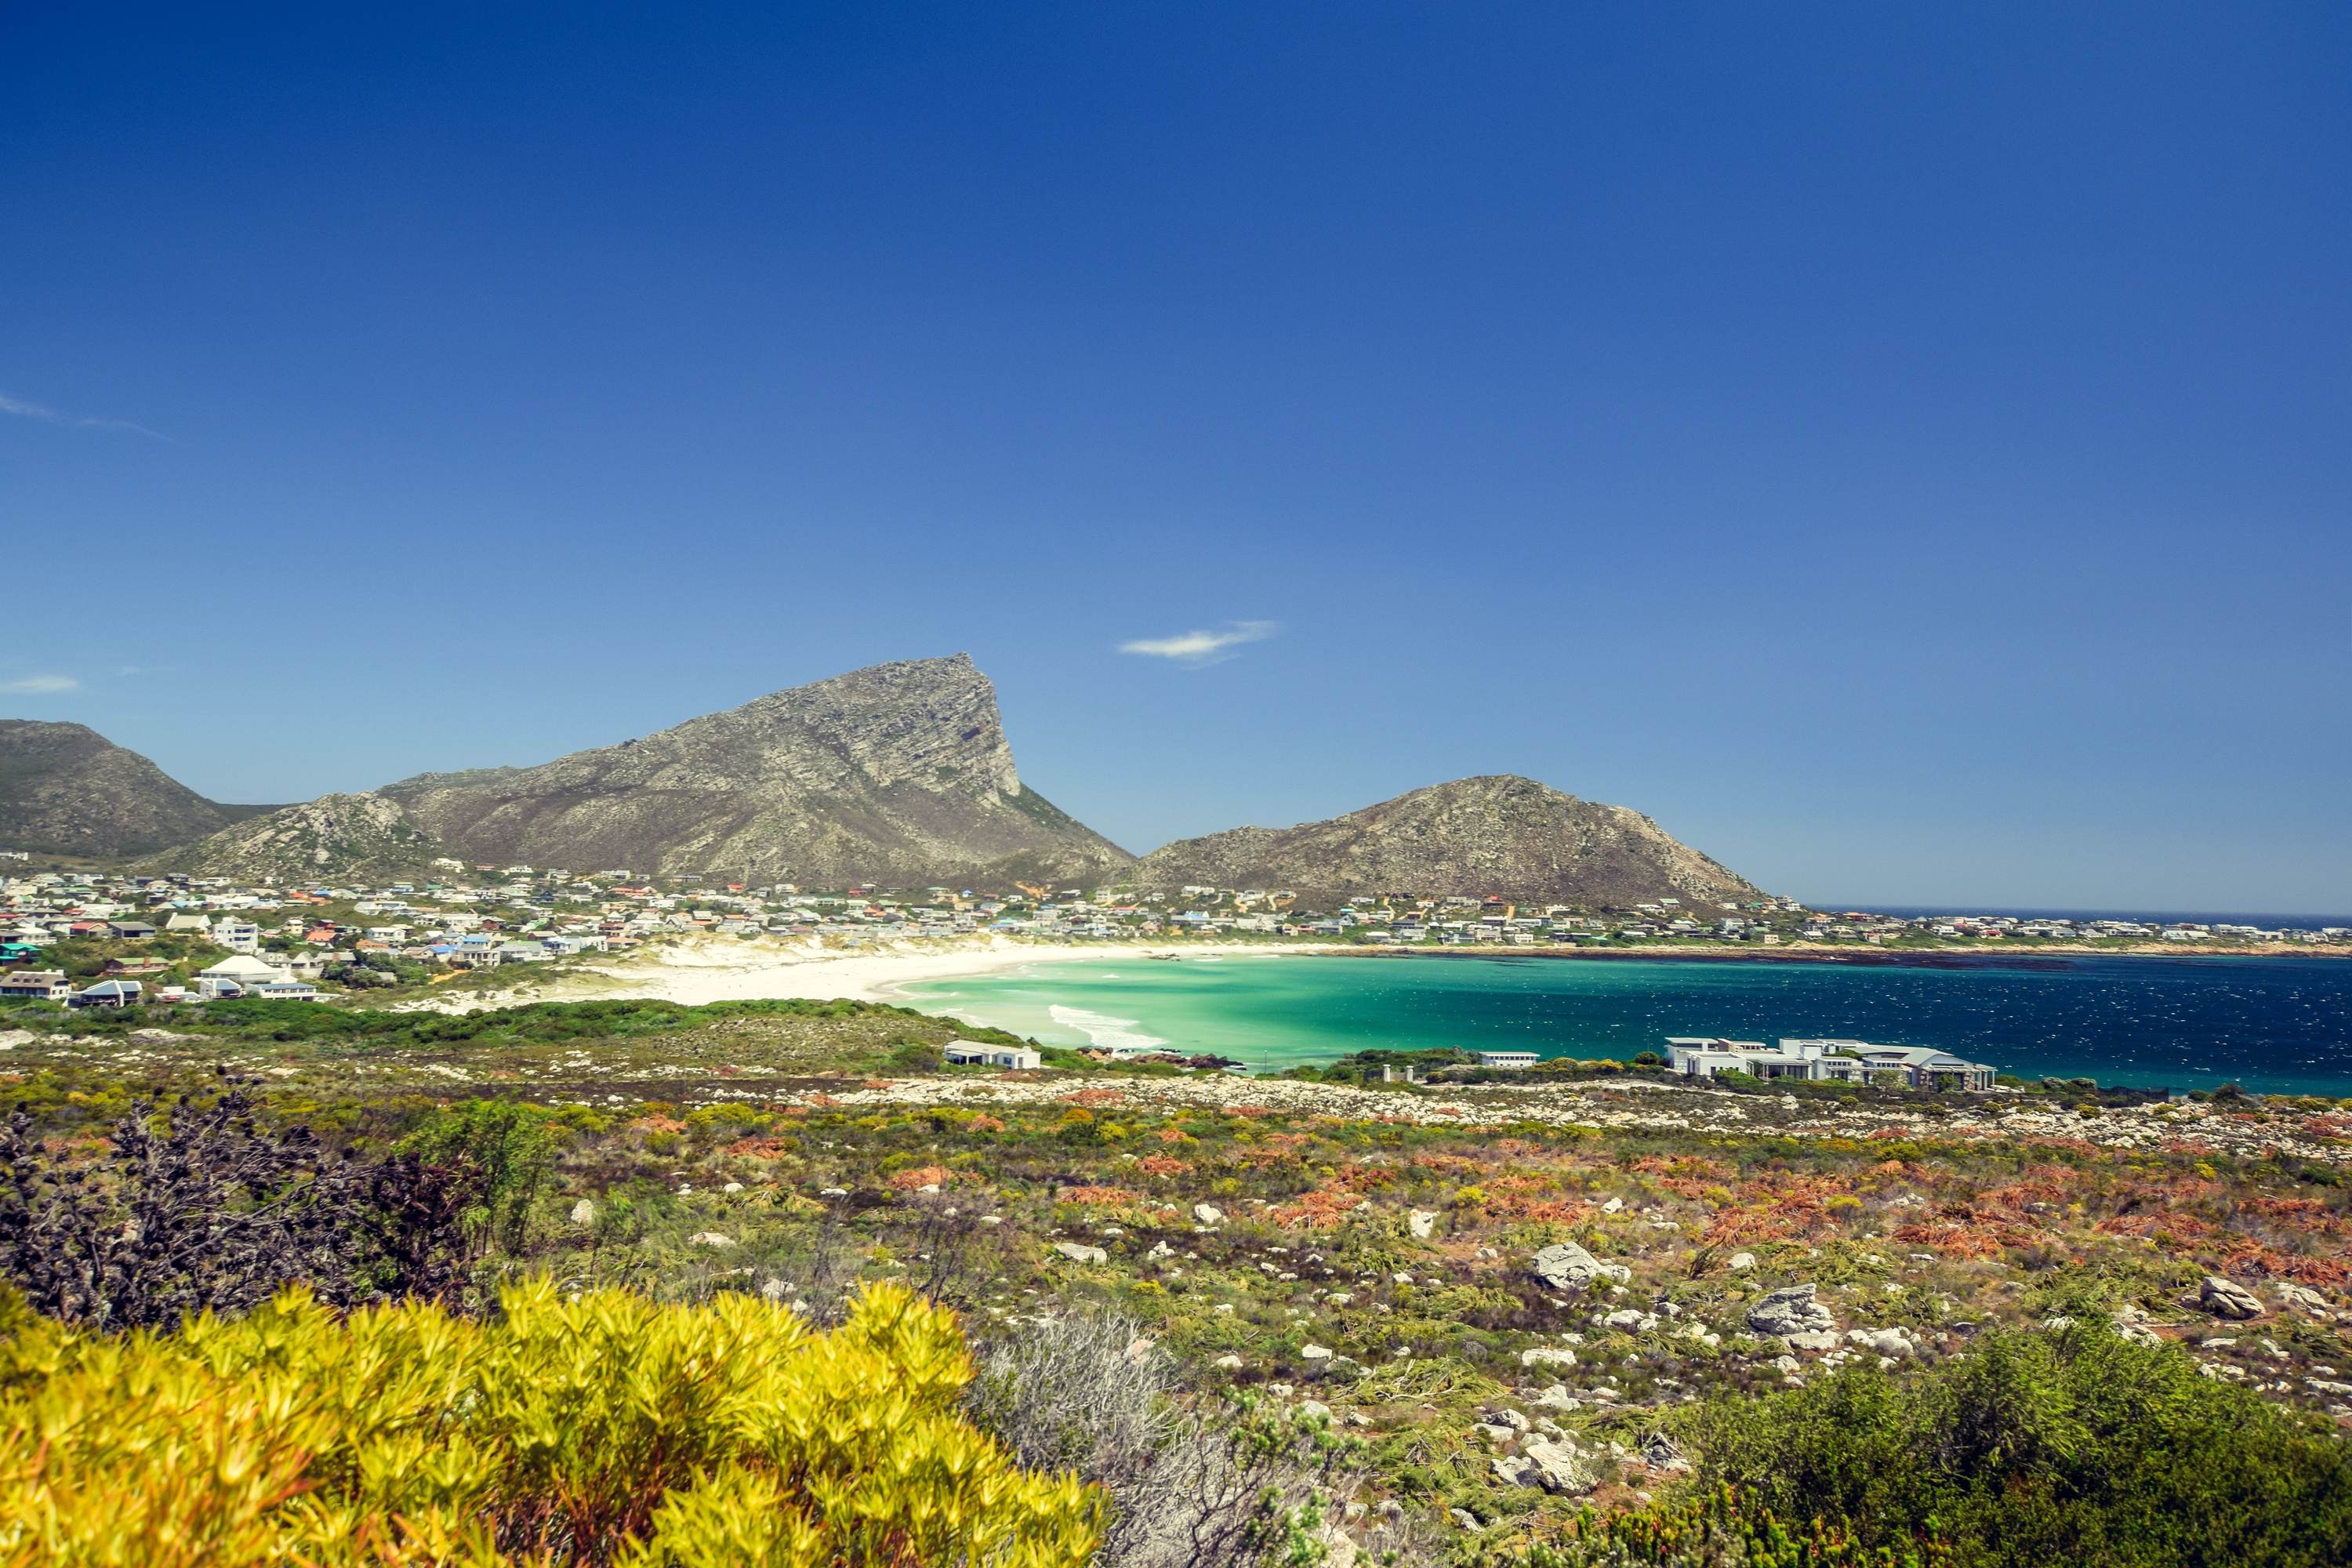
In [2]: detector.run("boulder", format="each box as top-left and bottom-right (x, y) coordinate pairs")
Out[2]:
(1602, 1309), (1646, 1330)
(1530, 1242), (1630, 1291)
(1728, 1251), (1756, 1272)
(1747, 1283), (1838, 1338)
(1520, 1436), (1602, 1495)
(688, 1232), (734, 1247)
(570, 1199), (597, 1227)
(2278, 1282), (2332, 1314)
(1642, 1434), (1691, 1473)
(1519, 1346), (1578, 1370)
(1193, 1203), (1225, 1224)
(1213, 1354), (1243, 1369)
(1492, 1455), (1534, 1488)
(1297, 1399), (1332, 1421)
(1409, 1208), (1439, 1239)
(1301, 1344), (1334, 1361)
(1784, 1330), (1841, 1352)
(2200, 1275), (2265, 1320)
(1530, 1384), (1580, 1411)
(1846, 1327), (1914, 1358)
(1054, 1242), (1109, 1264)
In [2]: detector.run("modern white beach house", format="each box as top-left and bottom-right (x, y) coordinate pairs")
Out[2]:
(1664, 1036), (1998, 1091)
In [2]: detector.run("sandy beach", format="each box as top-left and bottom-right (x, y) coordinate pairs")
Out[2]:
(475, 935), (1327, 1011)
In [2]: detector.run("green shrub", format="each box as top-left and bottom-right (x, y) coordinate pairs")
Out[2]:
(1683, 1321), (2352, 1567)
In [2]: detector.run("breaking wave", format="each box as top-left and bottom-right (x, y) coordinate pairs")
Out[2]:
(1047, 1004), (1168, 1055)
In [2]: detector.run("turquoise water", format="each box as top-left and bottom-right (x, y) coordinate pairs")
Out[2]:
(898, 952), (2352, 1096)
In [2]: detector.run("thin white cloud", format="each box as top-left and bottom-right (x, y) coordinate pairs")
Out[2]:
(0, 675), (78, 694)
(0, 392), (168, 441)
(1119, 620), (1279, 666)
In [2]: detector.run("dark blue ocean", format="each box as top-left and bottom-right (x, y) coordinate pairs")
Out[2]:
(906, 952), (2352, 1097)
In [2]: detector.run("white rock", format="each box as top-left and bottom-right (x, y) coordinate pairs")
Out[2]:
(2200, 1275), (2265, 1319)
(1603, 1308), (1644, 1329)
(1520, 1346), (1578, 1369)
(1054, 1242), (1109, 1264)
(570, 1199), (596, 1226)
(688, 1232), (734, 1247)
(1302, 1344), (1334, 1360)
(1409, 1209), (1438, 1239)
(1602, 1197), (1624, 1214)
(1492, 1455), (1533, 1487)
(1528, 1242), (1630, 1290)
(1214, 1354), (1243, 1369)
(722, 1181), (744, 1193)
(1747, 1283), (1838, 1338)
(1297, 1399), (1331, 1421)
(1194, 1203), (1225, 1224)
(1729, 1252), (1756, 1271)
(1520, 1436), (1602, 1494)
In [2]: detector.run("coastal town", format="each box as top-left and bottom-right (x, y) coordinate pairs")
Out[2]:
(2, 862), (2347, 1014)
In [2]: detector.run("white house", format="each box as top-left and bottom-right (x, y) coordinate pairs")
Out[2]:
(1664, 1036), (1996, 1091)
(198, 954), (289, 989)
(1476, 1051), (1542, 1069)
(944, 1040), (1043, 1070)
(0, 971), (72, 1000)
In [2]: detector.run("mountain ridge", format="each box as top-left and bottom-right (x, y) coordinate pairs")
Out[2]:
(0, 720), (281, 858)
(168, 655), (1131, 887)
(1129, 774), (1762, 907)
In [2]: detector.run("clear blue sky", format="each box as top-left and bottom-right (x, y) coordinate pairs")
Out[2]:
(2, 4), (2346, 911)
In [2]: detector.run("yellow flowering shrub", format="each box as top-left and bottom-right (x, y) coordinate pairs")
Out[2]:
(0, 1279), (1102, 1567)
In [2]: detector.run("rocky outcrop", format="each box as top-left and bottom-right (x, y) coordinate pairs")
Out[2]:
(1748, 1283), (1841, 1349)
(162, 793), (444, 884)
(0, 720), (278, 858)
(1529, 1242), (1630, 1291)
(372, 655), (1131, 889)
(1131, 775), (1761, 906)
(2199, 1275), (2266, 1319)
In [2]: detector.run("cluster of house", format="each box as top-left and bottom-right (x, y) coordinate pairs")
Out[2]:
(1798, 912), (2348, 945)
(1463, 1038), (2002, 1090)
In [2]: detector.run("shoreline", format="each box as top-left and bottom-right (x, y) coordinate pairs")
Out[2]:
(456, 929), (2346, 1016)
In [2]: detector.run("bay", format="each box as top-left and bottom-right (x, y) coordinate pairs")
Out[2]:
(898, 952), (2352, 1096)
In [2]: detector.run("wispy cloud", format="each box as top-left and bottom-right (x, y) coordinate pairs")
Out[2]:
(0, 674), (78, 694)
(1119, 620), (1279, 666)
(0, 392), (168, 441)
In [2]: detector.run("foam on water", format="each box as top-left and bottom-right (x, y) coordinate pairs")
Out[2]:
(1046, 1004), (1170, 1055)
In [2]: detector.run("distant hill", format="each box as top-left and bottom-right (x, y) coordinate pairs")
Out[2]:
(0, 720), (279, 858)
(1130, 775), (1762, 908)
(162, 792), (445, 884)
(351, 653), (1133, 889)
